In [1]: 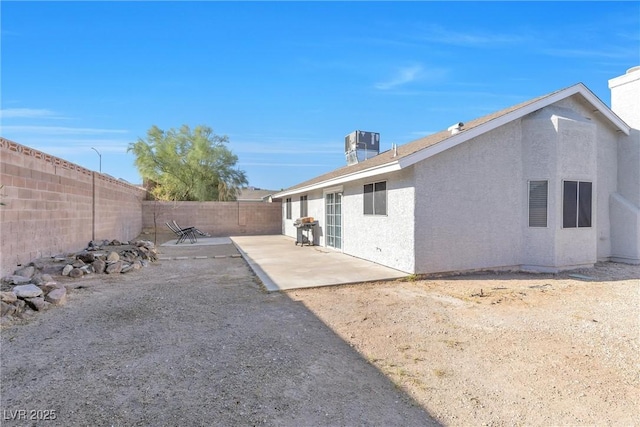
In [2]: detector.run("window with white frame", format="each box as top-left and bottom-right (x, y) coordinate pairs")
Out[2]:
(363, 181), (387, 215)
(285, 197), (292, 220)
(562, 180), (592, 228)
(300, 195), (308, 217)
(528, 180), (548, 227)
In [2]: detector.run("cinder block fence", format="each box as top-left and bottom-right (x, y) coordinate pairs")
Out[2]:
(0, 138), (282, 277)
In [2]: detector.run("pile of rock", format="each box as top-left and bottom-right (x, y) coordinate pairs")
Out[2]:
(1, 239), (158, 320)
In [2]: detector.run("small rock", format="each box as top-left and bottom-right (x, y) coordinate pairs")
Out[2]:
(14, 265), (35, 279)
(106, 251), (120, 263)
(12, 299), (26, 312)
(2, 275), (32, 285)
(121, 264), (134, 273)
(1, 301), (16, 317)
(76, 252), (95, 264)
(45, 287), (67, 306)
(72, 259), (86, 268)
(109, 240), (122, 246)
(62, 265), (74, 276)
(68, 268), (84, 278)
(38, 282), (62, 294)
(92, 259), (106, 274)
(0, 291), (17, 304)
(105, 261), (123, 274)
(13, 284), (43, 299)
(24, 296), (47, 311)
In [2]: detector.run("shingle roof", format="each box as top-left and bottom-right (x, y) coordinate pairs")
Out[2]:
(276, 83), (629, 197)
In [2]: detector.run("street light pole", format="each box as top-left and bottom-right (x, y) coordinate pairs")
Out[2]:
(91, 147), (102, 173)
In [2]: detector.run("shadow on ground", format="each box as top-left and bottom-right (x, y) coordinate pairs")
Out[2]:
(0, 240), (440, 426)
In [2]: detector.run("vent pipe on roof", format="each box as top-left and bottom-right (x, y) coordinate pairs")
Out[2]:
(447, 122), (464, 135)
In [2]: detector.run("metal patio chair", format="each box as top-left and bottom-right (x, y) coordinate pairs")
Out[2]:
(166, 221), (197, 244)
(173, 220), (211, 237)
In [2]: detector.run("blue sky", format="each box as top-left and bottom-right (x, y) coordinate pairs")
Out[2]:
(1, 1), (639, 190)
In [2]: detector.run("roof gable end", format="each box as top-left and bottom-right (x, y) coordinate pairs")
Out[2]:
(276, 83), (630, 198)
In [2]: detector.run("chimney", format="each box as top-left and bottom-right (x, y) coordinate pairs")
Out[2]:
(608, 66), (640, 129)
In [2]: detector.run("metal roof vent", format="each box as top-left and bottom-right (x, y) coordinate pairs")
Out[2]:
(447, 122), (464, 135)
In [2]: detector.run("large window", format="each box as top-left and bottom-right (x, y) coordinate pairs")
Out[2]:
(528, 180), (548, 227)
(300, 195), (308, 218)
(563, 181), (592, 228)
(285, 197), (292, 220)
(364, 181), (387, 215)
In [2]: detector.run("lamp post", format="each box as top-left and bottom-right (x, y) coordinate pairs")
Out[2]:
(91, 147), (102, 173)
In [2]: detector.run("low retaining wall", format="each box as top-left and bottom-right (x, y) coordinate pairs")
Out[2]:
(0, 138), (146, 277)
(142, 200), (282, 237)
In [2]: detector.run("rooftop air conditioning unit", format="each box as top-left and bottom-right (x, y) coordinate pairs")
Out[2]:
(345, 130), (380, 165)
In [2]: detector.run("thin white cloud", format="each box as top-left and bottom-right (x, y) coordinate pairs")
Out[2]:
(540, 46), (634, 59)
(236, 146), (337, 155)
(2, 125), (129, 135)
(417, 26), (527, 47)
(0, 108), (61, 119)
(375, 65), (424, 90)
(27, 139), (132, 153)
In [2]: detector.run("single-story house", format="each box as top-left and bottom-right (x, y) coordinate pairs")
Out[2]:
(274, 67), (640, 274)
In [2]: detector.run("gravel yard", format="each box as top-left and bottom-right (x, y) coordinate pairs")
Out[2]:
(0, 242), (434, 426)
(1, 236), (638, 426)
(288, 262), (640, 426)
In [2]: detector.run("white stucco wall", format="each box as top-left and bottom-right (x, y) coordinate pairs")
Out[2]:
(282, 191), (324, 245)
(341, 167), (415, 273)
(279, 81), (638, 272)
(609, 66), (640, 129)
(611, 129), (640, 263)
(521, 109), (559, 268)
(281, 169), (415, 273)
(412, 96), (619, 274)
(552, 108), (598, 268)
(414, 120), (524, 273)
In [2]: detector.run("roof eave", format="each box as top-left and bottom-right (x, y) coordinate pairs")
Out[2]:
(276, 84), (630, 197)
(274, 160), (402, 198)
(398, 84), (631, 169)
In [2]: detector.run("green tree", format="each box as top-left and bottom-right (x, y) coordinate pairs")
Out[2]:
(128, 125), (248, 201)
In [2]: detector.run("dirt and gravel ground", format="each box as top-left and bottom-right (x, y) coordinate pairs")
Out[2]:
(0, 241), (434, 426)
(289, 262), (640, 426)
(1, 236), (638, 426)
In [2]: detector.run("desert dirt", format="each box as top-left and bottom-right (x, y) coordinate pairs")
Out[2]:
(1, 235), (639, 426)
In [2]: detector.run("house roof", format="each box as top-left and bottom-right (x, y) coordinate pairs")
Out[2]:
(236, 188), (276, 201)
(275, 83), (630, 198)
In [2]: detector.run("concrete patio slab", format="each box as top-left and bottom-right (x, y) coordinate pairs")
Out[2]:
(231, 235), (408, 291)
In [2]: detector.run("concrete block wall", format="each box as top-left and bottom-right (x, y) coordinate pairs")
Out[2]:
(142, 201), (282, 237)
(0, 138), (146, 277)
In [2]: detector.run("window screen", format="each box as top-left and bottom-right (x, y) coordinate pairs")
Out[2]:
(285, 198), (292, 220)
(528, 181), (548, 227)
(364, 181), (387, 215)
(563, 181), (591, 228)
(300, 195), (308, 217)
